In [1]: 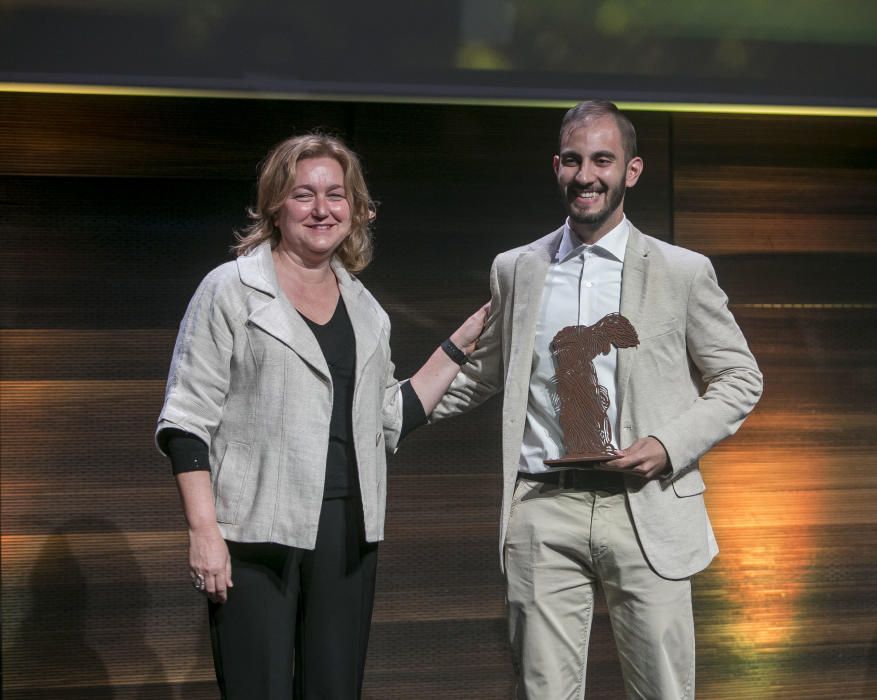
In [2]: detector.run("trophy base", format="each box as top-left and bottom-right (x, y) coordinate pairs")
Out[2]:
(544, 452), (617, 467)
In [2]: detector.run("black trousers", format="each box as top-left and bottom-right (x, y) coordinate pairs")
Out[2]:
(208, 496), (379, 699)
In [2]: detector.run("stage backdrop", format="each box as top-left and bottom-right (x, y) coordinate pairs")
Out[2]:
(2, 1), (875, 107)
(1, 93), (876, 699)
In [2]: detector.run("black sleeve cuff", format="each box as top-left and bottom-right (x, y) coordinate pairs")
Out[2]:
(162, 428), (210, 475)
(399, 381), (428, 440)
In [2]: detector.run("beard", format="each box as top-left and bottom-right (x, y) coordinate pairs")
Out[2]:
(564, 176), (626, 229)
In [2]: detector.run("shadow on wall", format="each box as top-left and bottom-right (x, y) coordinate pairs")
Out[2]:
(5, 519), (169, 699)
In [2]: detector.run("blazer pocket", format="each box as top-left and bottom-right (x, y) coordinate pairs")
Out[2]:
(636, 324), (686, 379)
(671, 467), (706, 498)
(214, 441), (253, 524)
(637, 317), (679, 342)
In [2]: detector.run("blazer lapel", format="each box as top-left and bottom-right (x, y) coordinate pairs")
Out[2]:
(509, 230), (560, 374)
(616, 225), (650, 415)
(512, 253), (549, 339)
(334, 260), (381, 384)
(238, 243), (330, 379)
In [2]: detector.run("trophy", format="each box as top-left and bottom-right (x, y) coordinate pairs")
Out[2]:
(544, 313), (639, 466)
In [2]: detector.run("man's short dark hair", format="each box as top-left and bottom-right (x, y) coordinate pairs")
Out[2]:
(559, 100), (638, 164)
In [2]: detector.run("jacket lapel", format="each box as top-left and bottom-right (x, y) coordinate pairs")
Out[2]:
(512, 254), (548, 340)
(334, 260), (381, 384)
(237, 243), (330, 379)
(509, 229), (561, 375)
(616, 225), (650, 415)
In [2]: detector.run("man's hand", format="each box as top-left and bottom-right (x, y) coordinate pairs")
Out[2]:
(600, 436), (670, 480)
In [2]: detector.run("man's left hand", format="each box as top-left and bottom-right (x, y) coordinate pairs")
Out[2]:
(600, 436), (669, 480)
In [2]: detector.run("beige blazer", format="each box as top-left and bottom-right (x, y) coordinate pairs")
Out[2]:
(156, 242), (403, 549)
(432, 224), (763, 579)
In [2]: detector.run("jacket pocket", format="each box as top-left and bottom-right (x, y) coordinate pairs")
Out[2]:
(637, 317), (678, 341)
(214, 441), (253, 524)
(637, 325), (686, 380)
(671, 467), (706, 498)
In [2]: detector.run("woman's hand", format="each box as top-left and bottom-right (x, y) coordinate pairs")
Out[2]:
(175, 470), (233, 603)
(188, 523), (233, 604)
(450, 302), (490, 354)
(409, 302), (490, 416)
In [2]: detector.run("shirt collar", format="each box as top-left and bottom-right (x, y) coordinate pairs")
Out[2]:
(556, 216), (629, 264)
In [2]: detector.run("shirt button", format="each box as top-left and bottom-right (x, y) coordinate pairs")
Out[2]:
(585, 281), (593, 288)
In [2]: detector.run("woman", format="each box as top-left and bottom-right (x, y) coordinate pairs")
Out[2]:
(155, 134), (487, 698)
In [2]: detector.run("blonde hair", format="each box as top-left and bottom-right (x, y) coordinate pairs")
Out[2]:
(234, 133), (375, 273)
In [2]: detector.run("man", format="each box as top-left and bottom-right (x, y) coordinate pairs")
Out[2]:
(432, 100), (763, 698)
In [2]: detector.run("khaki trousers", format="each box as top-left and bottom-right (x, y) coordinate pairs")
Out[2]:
(504, 476), (695, 700)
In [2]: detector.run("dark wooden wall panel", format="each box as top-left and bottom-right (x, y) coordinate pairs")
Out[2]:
(0, 93), (352, 178)
(2, 93), (875, 699)
(673, 114), (877, 255)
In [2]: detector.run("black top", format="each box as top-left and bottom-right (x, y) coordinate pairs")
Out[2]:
(162, 298), (428, 500)
(300, 298), (357, 497)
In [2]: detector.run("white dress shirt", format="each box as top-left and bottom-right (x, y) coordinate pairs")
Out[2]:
(518, 217), (629, 473)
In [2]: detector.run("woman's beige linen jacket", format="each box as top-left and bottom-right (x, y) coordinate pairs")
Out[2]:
(156, 242), (403, 549)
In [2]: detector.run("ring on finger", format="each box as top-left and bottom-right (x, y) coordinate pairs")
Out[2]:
(193, 573), (206, 591)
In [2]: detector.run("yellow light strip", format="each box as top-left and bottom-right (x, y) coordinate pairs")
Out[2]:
(1, 82), (875, 118)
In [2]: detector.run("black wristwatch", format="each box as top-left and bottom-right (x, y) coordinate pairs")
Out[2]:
(440, 338), (470, 365)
